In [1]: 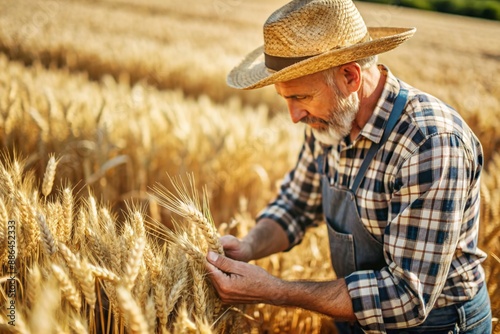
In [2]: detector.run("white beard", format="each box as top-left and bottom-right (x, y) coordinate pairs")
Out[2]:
(311, 85), (360, 146)
(311, 127), (343, 146)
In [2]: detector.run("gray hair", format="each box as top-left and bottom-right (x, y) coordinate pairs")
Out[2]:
(322, 55), (378, 87)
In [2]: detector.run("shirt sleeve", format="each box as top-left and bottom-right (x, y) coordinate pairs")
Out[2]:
(345, 133), (478, 332)
(256, 129), (324, 249)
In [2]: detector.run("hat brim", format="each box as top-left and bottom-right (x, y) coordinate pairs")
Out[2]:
(227, 27), (416, 90)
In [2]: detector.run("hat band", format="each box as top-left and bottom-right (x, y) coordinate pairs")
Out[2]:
(264, 53), (313, 72)
(264, 33), (373, 72)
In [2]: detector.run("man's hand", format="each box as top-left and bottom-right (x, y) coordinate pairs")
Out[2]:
(219, 235), (253, 262)
(205, 251), (283, 304)
(205, 251), (356, 320)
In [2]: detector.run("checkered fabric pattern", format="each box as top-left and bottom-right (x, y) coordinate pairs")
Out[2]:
(256, 65), (487, 332)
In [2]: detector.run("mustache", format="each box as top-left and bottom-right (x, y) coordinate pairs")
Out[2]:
(300, 116), (329, 126)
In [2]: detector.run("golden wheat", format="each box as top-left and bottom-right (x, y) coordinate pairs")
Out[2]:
(0, 0), (499, 332)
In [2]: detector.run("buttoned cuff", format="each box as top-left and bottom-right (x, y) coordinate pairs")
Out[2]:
(345, 270), (386, 333)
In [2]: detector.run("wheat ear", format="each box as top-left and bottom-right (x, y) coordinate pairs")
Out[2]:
(51, 263), (82, 311)
(37, 213), (58, 255)
(42, 154), (58, 197)
(152, 176), (223, 254)
(69, 315), (89, 334)
(153, 283), (168, 329)
(191, 262), (209, 320)
(116, 286), (149, 334)
(179, 201), (224, 254)
(0, 198), (7, 263)
(15, 190), (39, 259)
(26, 264), (42, 309)
(123, 235), (146, 291)
(145, 295), (156, 333)
(0, 165), (16, 201)
(165, 274), (188, 317)
(58, 243), (96, 309)
(88, 264), (121, 283)
(61, 187), (73, 243)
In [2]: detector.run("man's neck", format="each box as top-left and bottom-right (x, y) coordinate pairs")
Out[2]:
(350, 65), (386, 141)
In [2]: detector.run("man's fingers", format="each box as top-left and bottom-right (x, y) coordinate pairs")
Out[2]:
(207, 251), (236, 274)
(219, 235), (239, 249)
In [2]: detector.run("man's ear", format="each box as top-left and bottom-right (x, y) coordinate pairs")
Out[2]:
(336, 62), (362, 94)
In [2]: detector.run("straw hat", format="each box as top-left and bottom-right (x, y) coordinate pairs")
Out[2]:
(227, 0), (416, 90)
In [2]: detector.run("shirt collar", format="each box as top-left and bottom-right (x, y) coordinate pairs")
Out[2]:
(358, 64), (402, 144)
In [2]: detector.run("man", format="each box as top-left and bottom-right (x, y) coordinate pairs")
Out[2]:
(205, 0), (492, 333)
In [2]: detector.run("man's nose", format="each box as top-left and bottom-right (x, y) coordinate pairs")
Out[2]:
(288, 102), (308, 123)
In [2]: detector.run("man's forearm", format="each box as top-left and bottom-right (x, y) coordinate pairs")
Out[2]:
(243, 218), (290, 260)
(276, 278), (356, 321)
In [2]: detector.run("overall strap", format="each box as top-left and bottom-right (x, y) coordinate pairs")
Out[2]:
(351, 88), (409, 194)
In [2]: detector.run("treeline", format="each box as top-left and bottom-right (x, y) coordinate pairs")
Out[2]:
(356, 0), (500, 21)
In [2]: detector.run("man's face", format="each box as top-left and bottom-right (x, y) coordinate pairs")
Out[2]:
(275, 70), (359, 145)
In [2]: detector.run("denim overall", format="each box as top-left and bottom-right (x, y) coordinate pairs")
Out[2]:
(318, 88), (492, 333)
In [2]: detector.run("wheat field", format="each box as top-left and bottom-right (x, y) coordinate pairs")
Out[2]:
(0, 0), (499, 333)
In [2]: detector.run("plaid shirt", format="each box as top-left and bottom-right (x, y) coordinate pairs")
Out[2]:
(257, 65), (487, 332)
